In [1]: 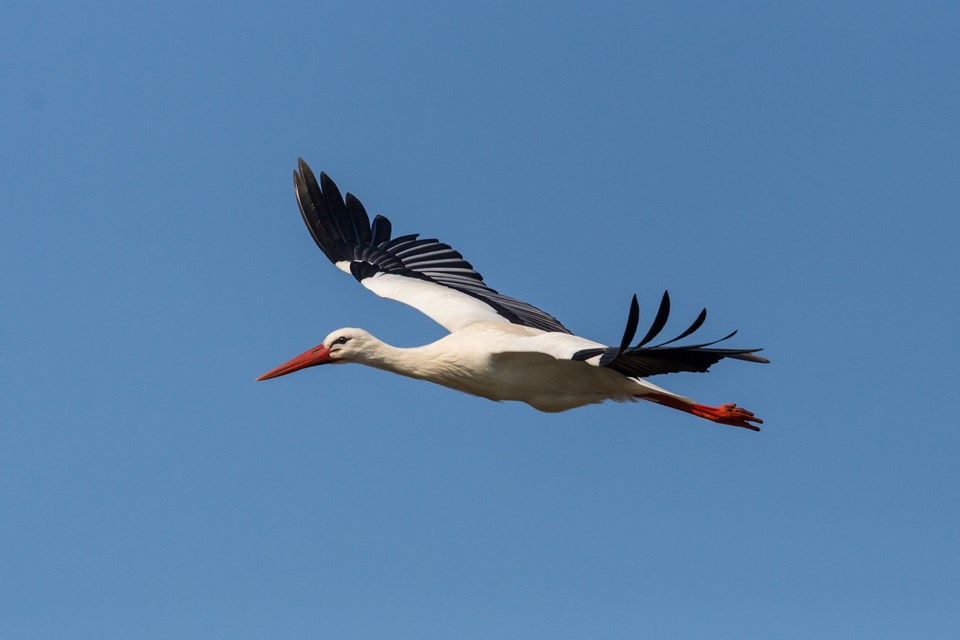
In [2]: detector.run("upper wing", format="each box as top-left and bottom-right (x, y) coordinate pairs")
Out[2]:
(292, 159), (571, 334)
(571, 292), (769, 376)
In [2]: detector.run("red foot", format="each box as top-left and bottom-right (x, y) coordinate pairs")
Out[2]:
(690, 403), (763, 431)
(646, 394), (763, 431)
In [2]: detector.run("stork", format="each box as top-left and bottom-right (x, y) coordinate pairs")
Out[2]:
(258, 160), (769, 431)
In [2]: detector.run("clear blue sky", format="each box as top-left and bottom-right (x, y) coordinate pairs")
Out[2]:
(2, 1), (958, 638)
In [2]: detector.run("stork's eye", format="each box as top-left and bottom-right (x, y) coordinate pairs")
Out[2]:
(332, 336), (350, 346)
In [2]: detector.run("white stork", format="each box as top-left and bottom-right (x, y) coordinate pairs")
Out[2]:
(258, 160), (769, 431)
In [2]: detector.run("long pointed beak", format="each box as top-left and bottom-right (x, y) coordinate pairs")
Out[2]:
(257, 344), (331, 381)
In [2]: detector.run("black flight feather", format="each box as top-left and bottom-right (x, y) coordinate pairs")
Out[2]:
(291, 160), (571, 334)
(600, 295), (640, 367)
(571, 292), (769, 376)
(652, 308), (707, 348)
(345, 193), (372, 245)
(636, 290), (671, 347)
(370, 215), (392, 246)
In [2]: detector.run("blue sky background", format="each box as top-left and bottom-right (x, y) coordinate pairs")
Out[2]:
(2, 1), (958, 638)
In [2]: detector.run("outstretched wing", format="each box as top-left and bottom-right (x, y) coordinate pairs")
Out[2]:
(292, 159), (571, 334)
(571, 292), (769, 377)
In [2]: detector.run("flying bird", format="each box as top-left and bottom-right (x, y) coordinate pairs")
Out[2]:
(258, 159), (769, 430)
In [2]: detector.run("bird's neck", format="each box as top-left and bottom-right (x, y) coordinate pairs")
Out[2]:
(358, 338), (455, 383)
(358, 339), (423, 374)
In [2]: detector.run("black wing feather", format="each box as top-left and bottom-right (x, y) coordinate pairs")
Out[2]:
(319, 172), (354, 244)
(572, 293), (769, 376)
(345, 193), (372, 245)
(636, 290), (671, 347)
(652, 307), (707, 348)
(294, 170), (338, 264)
(599, 295), (640, 367)
(292, 159), (570, 334)
(370, 214), (392, 246)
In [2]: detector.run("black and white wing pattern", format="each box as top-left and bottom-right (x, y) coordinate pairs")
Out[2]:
(571, 292), (769, 376)
(292, 159), (571, 334)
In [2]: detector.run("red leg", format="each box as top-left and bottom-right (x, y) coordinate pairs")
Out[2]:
(645, 393), (763, 431)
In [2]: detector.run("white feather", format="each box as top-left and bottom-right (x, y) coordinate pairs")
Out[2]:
(361, 272), (510, 332)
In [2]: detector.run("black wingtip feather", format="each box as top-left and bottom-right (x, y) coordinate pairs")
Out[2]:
(636, 291), (671, 347)
(318, 172), (355, 245)
(620, 295), (640, 352)
(600, 295), (640, 366)
(293, 169), (337, 262)
(371, 214), (392, 246)
(288, 158), (572, 334)
(652, 308), (708, 348)
(584, 290), (768, 377)
(345, 193), (372, 245)
(728, 351), (770, 364)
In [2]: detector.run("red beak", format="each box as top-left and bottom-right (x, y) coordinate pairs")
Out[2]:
(257, 344), (332, 381)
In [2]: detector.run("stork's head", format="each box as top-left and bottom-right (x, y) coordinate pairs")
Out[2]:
(256, 328), (375, 380)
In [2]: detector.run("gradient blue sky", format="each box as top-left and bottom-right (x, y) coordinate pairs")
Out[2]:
(3, 1), (959, 638)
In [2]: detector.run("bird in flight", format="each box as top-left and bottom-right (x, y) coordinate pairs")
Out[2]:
(258, 159), (769, 430)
